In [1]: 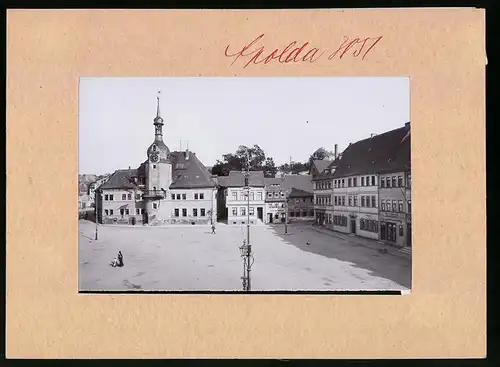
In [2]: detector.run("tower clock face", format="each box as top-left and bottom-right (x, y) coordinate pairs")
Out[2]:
(150, 154), (159, 163)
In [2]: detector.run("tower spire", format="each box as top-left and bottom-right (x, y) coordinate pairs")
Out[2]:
(156, 90), (161, 118)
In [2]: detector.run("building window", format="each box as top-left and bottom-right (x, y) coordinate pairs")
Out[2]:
(354, 196), (358, 206)
(104, 209), (109, 215)
(249, 207), (254, 216)
(176, 194), (181, 200)
(250, 192), (255, 200)
(290, 211), (295, 217)
(201, 208), (206, 216)
(136, 194), (141, 200)
(348, 196), (352, 206)
(328, 181), (332, 189)
(341, 179), (345, 188)
(392, 200), (397, 212)
(200, 193), (204, 200)
(399, 224), (404, 236)
(174, 209), (179, 217)
(342, 196), (346, 206)
(386, 177), (391, 188)
(381, 200), (385, 211)
(171, 194), (175, 200)
(380, 177), (385, 188)
(122, 194), (126, 200)
(267, 193), (273, 198)
(353, 177), (357, 187)
(392, 176), (397, 187)
(365, 176), (369, 186)
(372, 196), (376, 208)
(361, 196), (365, 207)
(398, 200), (403, 212)
(407, 174), (412, 188)
(361, 177), (365, 186)
(194, 193), (198, 199)
(125, 209), (129, 215)
(128, 193), (132, 200)
(233, 192), (238, 201)
(274, 192), (279, 198)
(109, 209), (113, 215)
(193, 208), (198, 217)
(366, 196), (371, 208)
(109, 194), (114, 201)
(182, 193), (186, 200)
(104, 194), (109, 201)
(182, 208), (187, 217)
(232, 207), (237, 216)
(153, 165), (156, 169)
(398, 176), (403, 187)
(334, 196), (338, 206)
(348, 178), (352, 187)
(408, 200), (412, 214)
(153, 203), (158, 209)
(136, 208), (140, 214)
(241, 207), (246, 216)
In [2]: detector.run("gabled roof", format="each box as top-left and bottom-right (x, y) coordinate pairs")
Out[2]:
(280, 174), (313, 193)
(309, 159), (332, 176)
(288, 187), (313, 198)
(100, 169), (139, 190)
(332, 123), (411, 178)
(264, 177), (284, 187)
(169, 151), (216, 189)
(225, 170), (265, 187)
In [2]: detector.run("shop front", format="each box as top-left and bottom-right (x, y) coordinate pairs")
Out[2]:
(379, 211), (408, 247)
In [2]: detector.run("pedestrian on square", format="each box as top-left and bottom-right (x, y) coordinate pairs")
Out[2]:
(211, 224), (216, 234)
(117, 251), (124, 267)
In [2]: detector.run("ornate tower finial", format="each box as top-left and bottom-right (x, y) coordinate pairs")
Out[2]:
(156, 90), (161, 118)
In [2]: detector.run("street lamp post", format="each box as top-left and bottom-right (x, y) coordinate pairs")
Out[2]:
(95, 189), (99, 240)
(284, 189), (290, 234)
(238, 150), (253, 292)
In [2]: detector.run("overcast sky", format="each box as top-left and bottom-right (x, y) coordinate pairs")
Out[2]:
(79, 77), (409, 175)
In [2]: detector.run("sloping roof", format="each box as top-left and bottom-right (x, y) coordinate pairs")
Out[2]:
(280, 174), (313, 193)
(288, 187), (313, 198)
(225, 170), (265, 187)
(264, 177), (284, 187)
(100, 169), (139, 189)
(309, 159), (332, 176)
(332, 123), (411, 178)
(169, 151), (216, 189)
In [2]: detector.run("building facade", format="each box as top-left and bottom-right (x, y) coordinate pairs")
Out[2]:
(287, 188), (315, 222)
(224, 171), (266, 225)
(264, 177), (286, 224)
(97, 94), (217, 226)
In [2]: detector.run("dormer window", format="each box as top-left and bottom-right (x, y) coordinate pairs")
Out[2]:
(153, 145), (157, 151)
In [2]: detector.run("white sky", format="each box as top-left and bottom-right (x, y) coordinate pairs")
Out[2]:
(79, 77), (409, 175)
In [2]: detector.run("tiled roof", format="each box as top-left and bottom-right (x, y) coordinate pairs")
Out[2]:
(289, 187), (313, 198)
(169, 151), (216, 189)
(280, 174), (313, 193)
(332, 123), (411, 178)
(213, 176), (229, 187)
(100, 169), (138, 189)
(225, 170), (265, 187)
(264, 177), (284, 187)
(309, 159), (333, 176)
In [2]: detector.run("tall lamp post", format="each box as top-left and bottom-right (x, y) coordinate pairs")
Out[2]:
(239, 150), (253, 291)
(95, 188), (100, 240)
(284, 189), (291, 234)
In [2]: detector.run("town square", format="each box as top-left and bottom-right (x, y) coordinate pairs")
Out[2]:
(78, 77), (412, 292)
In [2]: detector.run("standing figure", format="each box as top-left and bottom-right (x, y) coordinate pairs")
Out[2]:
(211, 224), (216, 234)
(117, 251), (124, 267)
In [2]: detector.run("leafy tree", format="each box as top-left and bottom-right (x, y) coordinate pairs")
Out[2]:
(307, 147), (332, 168)
(212, 144), (276, 177)
(263, 157), (278, 178)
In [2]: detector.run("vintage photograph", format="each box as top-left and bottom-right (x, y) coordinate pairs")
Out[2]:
(78, 77), (411, 292)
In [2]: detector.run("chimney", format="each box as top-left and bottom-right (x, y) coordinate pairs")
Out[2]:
(334, 144), (338, 159)
(185, 149), (190, 160)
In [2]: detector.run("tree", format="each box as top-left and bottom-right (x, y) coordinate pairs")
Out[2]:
(263, 157), (277, 178)
(211, 144), (277, 177)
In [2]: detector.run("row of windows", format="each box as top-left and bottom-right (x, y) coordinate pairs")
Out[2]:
(171, 192), (205, 200)
(380, 199), (411, 213)
(231, 207), (255, 216)
(360, 219), (378, 233)
(333, 215), (348, 226)
(315, 195), (331, 206)
(290, 210), (315, 217)
(174, 208), (207, 217)
(334, 195), (377, 208)
(334, 175), (377, 188)
(314, 174), (411, 190)
(267, 191), (286, 199)
(103, 208), (145, 216)
(230, 191), (263, 201)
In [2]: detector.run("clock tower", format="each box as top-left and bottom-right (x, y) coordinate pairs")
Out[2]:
(144, 92), (172, 222)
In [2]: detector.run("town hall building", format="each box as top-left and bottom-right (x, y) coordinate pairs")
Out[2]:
(97, 94), (217, 226)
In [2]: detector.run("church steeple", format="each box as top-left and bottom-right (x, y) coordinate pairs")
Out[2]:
(153, 91), (164, 141)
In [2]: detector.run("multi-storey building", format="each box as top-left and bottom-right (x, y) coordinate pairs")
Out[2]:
(224, 171), (266, 225)
(287, 188), (315, 222)
(378, 123), (411, 247)
(264, 177), (286, 224)
(329, 122), (411, 244)
(97, 94), (217, 225)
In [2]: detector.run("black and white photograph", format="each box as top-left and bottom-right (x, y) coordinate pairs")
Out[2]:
(78, 77), (412, 292)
